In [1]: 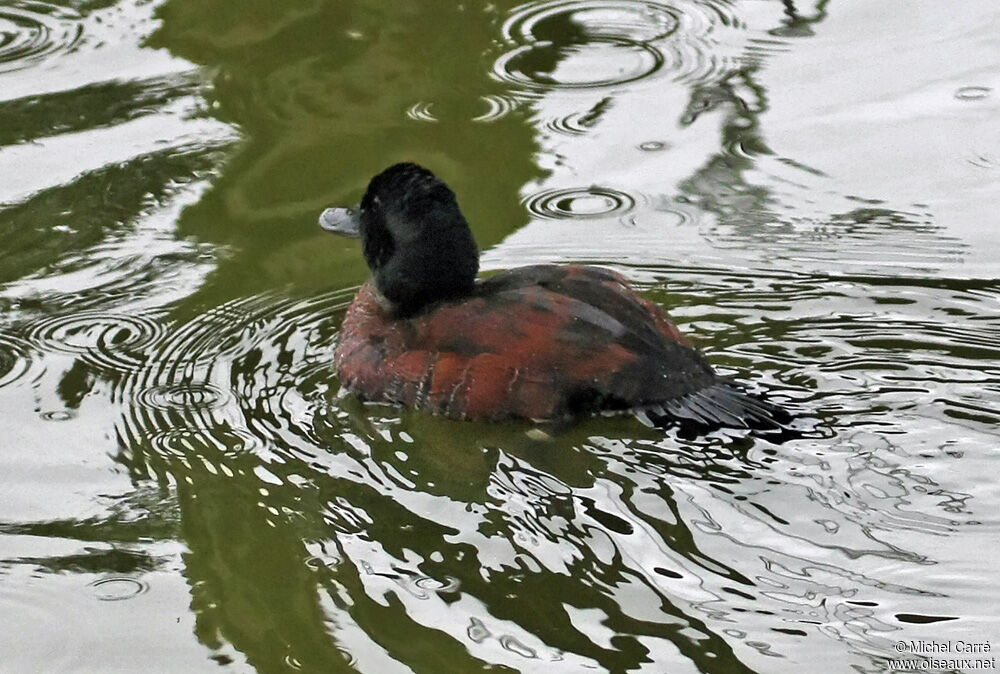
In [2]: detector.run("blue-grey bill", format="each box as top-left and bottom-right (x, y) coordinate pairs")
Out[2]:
(319, 207), (361, 237)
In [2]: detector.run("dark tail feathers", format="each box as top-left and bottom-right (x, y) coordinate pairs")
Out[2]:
(638, 380), (795, 437)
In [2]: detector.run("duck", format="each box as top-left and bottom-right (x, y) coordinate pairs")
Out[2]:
(320, 162), (789, 431)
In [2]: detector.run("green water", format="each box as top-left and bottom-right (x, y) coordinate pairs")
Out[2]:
(1, 0), (999, 672)
(151, 0), (540, 309)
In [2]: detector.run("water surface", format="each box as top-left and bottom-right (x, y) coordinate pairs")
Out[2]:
(1, 0), (998, 672)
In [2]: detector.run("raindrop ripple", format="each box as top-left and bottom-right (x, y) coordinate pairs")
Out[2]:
(524, 186), (637, 219)
(0, 2), (84, 74)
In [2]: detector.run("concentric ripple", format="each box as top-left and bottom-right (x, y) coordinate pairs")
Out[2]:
(25, 311), (164, 373)
(115, 288), (355, 469)
(404, 101), (438, 123)
(413, 575), (461, 594)
(494, 0), (679, 89)
(0, 2), (84, 74)
(495, 41), (664, 90)
(543, 110), (597, 135)
(502, 0), (679, 45)
(39, 410), (75, 421)
(954, 86), (991, 101)
(524, 186), (637, 219)
(472, 94), (522, 123)
(88, 576), (148, 601)
(406, 95), (522, 124)
(135, 382), (231, 412)
(0, 331), (37, 389)
(494, 0), (736, 90)
(638, 140), (668, 151)
(147, 427), (263, 461)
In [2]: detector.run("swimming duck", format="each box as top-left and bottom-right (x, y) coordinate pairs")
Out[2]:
(320, 162), (788, 431)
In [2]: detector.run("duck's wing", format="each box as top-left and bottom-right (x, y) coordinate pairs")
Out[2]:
(400, 271), (715, 419)
(478, 265), (686, 350)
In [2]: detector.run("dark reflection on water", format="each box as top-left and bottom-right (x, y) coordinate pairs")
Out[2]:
(1, 0), (999, 672)
(0, 72), (206, 146)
